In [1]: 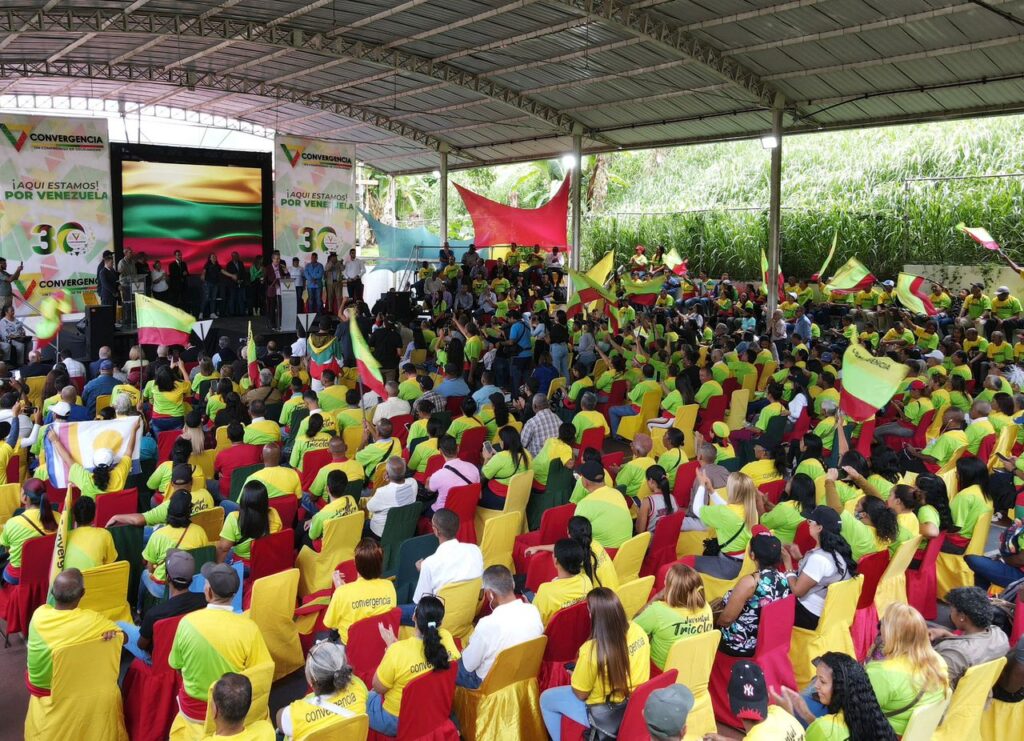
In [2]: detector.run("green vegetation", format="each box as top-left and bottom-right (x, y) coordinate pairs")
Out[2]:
(370, 114), (1024, 279)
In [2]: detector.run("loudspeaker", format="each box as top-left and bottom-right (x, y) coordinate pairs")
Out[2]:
(86, 305), (116, 358)
(391, 291), (413, 323)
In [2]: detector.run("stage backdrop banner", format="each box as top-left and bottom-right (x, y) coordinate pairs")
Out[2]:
(454, 176), (569, 249)
(274, 134), (356, 260)
(0, 114), (112, 310)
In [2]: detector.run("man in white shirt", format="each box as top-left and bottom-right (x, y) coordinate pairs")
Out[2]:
(400, 508), (484, 624)
(365, 456), (417, 537)
(457, 564), (543, 688)
(371, 381), (412, 426)
(342, 248), (365, 301)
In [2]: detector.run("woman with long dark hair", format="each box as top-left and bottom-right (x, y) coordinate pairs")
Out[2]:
(216, 480), (282, 563)
(913, 472), (954, 539)
(480, 392), (513, 441)
(368, 594), (458, 735)
(0, 479), (57, 584)
(717, 530), (791, 657)
(540, 588), (650, 741)
(761, 472), (816, 544)
(479, 426), (531, 510)
(288, 412), (331, 471)
(525, 515), (617, 590)
(636, 464), (674, 534)
(946, 455), (993, 554)
(139, 489), (208, 598)
(793, 433), (825, 480)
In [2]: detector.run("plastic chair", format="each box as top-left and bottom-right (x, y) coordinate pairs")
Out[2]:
(94, 394), (112, 419)
(538, 601), (591, 692)
(618, 389), (662, 441)
(615, 576), (655, 619)
(560, 669), (679, 741)
(671, 460), (700, 509)
(936, 511), (992, 599)
(247, 568), (303, 680)
(94, 488), (138, 527)
(366, 664), (459, 741)
(457, 426), (488, 467)
(849, 550), (891, 660)
(639, 510), (685, 578)
(476, 470), (532, 538)
(612, 532), (651, 584)
(443, 483), (481, 544)
(346, 608), (403, 688)
(976, 433), (997, 464)
(78, 561), (132, 623)
(884, 409), (935, 451)
(380, 501), (423, 573)
(663, 629), (722, 738)
(299, 448), (334, 489)
(988, 424), (1018, 471)
(933, 657), (1007, 741)
(903, 694), (952, 741)
(479, 511), (520, 573)
(24, 636), (127, 741)
(192, 449), (217, 480)
(453, 635), (548, 741)
(782, 408), (810, 443)
(758, 479), (786, 504)
(696, 394), (729, 439)
(342, 425), (364, 462)
(122, 614), (187, 741)
(709, 595), (797, 730)
(852, 417), (876, 459)
(513, 503), (576, 574)
(789, 575), (863, 686)
(2, 533), (55, 640)
(191, 506), (225, 544)
(296, 511), (364, 596)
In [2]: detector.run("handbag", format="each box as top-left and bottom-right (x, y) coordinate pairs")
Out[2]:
(703, 523), (745, 557)
(585, 696), (629, 741)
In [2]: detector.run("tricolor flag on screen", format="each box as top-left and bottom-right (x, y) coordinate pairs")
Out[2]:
(49, 486), (73, 584)
(247, 321), (259, 386)
(664, 249), (688, 276)
(957, 223), (1001, 251)
(839, 343), (909, 422)
(620, 274), (666, 305)
(44, 417), (142, 489)
(350, 316), (387, 399)
(826, 257), (875, 295)
(895, 273), (938, 316)
(136, 293), (196, 346)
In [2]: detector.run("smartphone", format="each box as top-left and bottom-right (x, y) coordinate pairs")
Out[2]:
(996, 452), (1014, 463)
(482, 442), (495, 456)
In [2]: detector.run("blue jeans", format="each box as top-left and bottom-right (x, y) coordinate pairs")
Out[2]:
(399, 602), (416, 626)
(366, 691), (400, 736)
(118, 621), (152, 665)
(456, 659), (483, 689)
(550, 343), (569, 381)
(149, 416), (183, 435)
(965, 555), (1024, 589)
(306, 287), (321, 312)
(609, 404), (638, 437)
(201, 282), (219, 317)
(2, 564), (19, 584)
(540, 685), (590, 741)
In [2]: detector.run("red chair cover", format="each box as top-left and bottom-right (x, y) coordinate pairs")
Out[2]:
(268, 496), (299, 529)
(2, 533), (55, 636)
(156, 430), (179, 464)
(600, 452), (624, 473)
(561, 670), (679, 741)
(299, 449), (334, 491)
(539, 602), (591, 692)
(525, 552), (558, 594)
(976, 433), (997, 463)
(885, 410), (935, 452)
(850, 550), (890, 660)
(672, 461), (701, 509)
(793, 520), (815, 555)
(415, 454), (445, 485)
(597, 381), (628, 425)
(783, 409), (810, 443)
(641, 510), (686, 578)
(122, 614), (186, 741)
(348, 607), (402, 688)
(390, 415), (415, 449)
(853, 417), (876, 459)
(710, 595), (797, 730)
(94, 488), (138, 527)
(6, 454), (19, 485)
(444, 396), (465, 414)
(249, 529), (295, 582)
(758, 480), (786, 505)
(443, 483), (481, 544)
(513, 504), (576, 575)
(696, 395), (728, 438)
(367, 664), (459, 740)
(906, 532), (946, 620)
(456, 426), (487, 468)
(577, 427), (605, 463)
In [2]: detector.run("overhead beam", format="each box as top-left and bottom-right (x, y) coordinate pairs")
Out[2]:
(0, 0), (62, 52)
(380, 0), (546, 49)
(46, 0), (154, 63)
(0, 60), (480, 162)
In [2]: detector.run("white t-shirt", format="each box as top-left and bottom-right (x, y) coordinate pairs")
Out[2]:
(366, 479), (418, 536)
(460, 599), (544, 680)
(412, 539), (484, 604)
(788, 393), (808, 424)
(797, 548), (846, 616)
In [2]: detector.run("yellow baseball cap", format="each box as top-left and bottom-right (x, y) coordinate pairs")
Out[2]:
(712, 421), (731, 438)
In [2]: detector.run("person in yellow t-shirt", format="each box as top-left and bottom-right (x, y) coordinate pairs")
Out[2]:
(207, 673), (278, 741)
(367, 595), (460, 735)
(63, 496), (118, 572)
(539, 587), (650, 739)
(276, 641), (368, 740)
(532, 538), (595, 626)
(323, 538), (397, 643)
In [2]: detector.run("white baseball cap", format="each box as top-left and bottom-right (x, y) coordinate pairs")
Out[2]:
(925, 350), (945, 362)
(93, 448), (115, 467)
(50, 401), (71, 418)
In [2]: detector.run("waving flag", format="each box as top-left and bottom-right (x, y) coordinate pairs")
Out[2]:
(308, 333), (340, 380)
(606, 304), (623, 333)
(350, 316), (387, 399)
(839, 343), (909, 422)
(620, 274), (666, 306)
(44, 416), (142, 488)
(664, 249), (688, 277)
(896, 273), (938, 316)
(136, 293), (196, 346)
(49, 486), (73, 584)
(567, 269), (616, 318)
(957, 223), (1001, 251)
(247, 321), (259, 385)
(818, 232), (838, 279)
(586, 251), (614, 285)
(760, 249), (785, 298)
(826, 257), (875, 295)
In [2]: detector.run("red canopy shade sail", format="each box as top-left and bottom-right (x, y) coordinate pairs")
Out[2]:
(454, 177), (570, 249)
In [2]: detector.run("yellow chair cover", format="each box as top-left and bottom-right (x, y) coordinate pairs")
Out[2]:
(192, 506), (226, 544)
(95, 393), (112, 419)
(725, 389), (750, 432)
(619, 390), (663, 441)
(674, 404), (699, 458)
(437, 577), (483, 641)
(902, 693), (950, 741)
(342, 426), (364, 460)
(296, 510), (364, 596)
(650, 428), (669, 458)
(613, 532), (651, 583)
(25, 636), (128, 741)
(79, 561), (132, 623)
(193, 449), (217, 480)
(546, 377), (566, 400)
(988, 424), (1018, 471)
(936, 511), (992, 599)
(699, 550), (755, 604)
(453, 636), (547, 741)
(756, 361), (777, 392)
(873, 534), (922, 616)
(664, 629), (721, 739)
(615, 576), (655, 620)
(981, 695), (1024, 741)
(203, 661), (276, 735)
(214, 425), (231, 450)
(248, 568), (304, 680)
(939, 469), (960, 498)
(302, 713), (369, 740)
(0, 482), (20, 527)
(480, 512), (521, 570)
(934, 657), (1006, 741)
(790, 575), (863, 686)
(676, 530), (709, 558)
(476, 470), (533, 537)
(937, 446), (967, 481)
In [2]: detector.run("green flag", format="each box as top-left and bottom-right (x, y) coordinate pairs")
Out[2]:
(839, 342), (908, 421)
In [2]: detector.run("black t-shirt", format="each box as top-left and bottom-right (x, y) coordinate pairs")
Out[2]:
(369, 328), (403, 369)
(139, 591), (207, 644)
(549, 323), (569, 344)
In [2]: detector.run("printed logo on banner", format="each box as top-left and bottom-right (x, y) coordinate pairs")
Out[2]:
(297, 226), (340, 253)
(280, 143), (303, 167)
(30, 222), (92, 256)
(0, 123), (33, 152)
(0, 122), (103, 152)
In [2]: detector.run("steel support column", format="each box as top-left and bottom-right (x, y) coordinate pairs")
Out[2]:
(439, 144), (449, 245)
(766, 105), (783, 318)
(570, 129), (582, 280)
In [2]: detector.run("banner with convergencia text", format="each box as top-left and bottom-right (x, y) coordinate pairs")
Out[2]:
(274, 134), (356, 261)
(0, 114), (112, 310)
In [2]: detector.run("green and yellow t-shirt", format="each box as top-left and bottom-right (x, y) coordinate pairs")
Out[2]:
(142, 524), (208, 581)
(219, 508), (284, 560)
(27, 605), (119, 690)
(0, 509), (54, 567)
(355, 438), (401, 478)
(865, 656), (947, 735)
(309, 459), (365, 498)
(243, 419), (282, 445)
(146, 380), (192, 417)
(573, 410), (610, 442)
(289, 432), (332, 469)
(634, 600), (713, 669)
(531, 438), (573, 486)
(950, 484), (992, 542)
(761, 500), (805, 544)
(576, 486), (633, 549)
(147, 459), (207, 497)
(143, 488), (215, 526)
(245, 465), (302, 499)
(64, 525), (119, 571)
(921, 430), (968, 467)
(615, 456), (657, 499)
(69, 456), (132, 499)
(308, 496), (358, 541)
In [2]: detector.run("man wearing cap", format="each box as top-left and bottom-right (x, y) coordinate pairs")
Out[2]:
(82, 359), (119, 418)
(119, 549), (205, 663)
(703, 661), (804, 740)
(574, 460), (634, 549)
(169, 562), (272, 728)
(988, 284), (1022, 339)
(873, 379), (933, 442)
(644, 684), (694, 741)
(109, 464), (214, 530)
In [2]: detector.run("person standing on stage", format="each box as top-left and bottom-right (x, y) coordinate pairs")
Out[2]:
(303, 253), (325, 314)
(342, 248), (365, 303)
(169, 249), (189, 310)
(97, 252), (119, 307)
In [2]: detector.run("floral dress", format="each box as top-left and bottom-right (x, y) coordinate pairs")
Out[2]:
(719, 568), (791, 656)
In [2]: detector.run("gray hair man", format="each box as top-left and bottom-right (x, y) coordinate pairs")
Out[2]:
(521, 392), (561, 457)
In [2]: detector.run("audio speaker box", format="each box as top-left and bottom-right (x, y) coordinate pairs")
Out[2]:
(86, 305), (116, 358)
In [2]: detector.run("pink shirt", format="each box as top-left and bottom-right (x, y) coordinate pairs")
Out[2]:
(427, 458), (481, 510)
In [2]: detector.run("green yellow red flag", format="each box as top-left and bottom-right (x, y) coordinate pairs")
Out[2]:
(957, 222), (1001, 251)
(567, 269), (616, 318)
(136, 293), (196, 346)
(663, 249), (688, 276)
(247, 321), (258, 385)
(350, 315), (388, 399)
(49, 486), (73, 584)
(816, 232), (838, 279)
(826, 257), (875, 295)
(585, 251), (614, 285)
(620, 274), (666, 306)
(895, 273), (938, 316)
(839, 342), (908, 421)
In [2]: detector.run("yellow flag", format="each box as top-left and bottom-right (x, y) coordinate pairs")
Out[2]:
(585, 251), (614, 286)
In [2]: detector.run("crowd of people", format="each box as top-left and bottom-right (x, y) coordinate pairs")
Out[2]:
(2, 242), (1024, 740)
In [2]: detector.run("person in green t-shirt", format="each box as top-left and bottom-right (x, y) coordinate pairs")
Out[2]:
(634, 563), (714, 669)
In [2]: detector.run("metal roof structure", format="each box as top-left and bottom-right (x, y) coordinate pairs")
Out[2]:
(1, 0), (1023, 173)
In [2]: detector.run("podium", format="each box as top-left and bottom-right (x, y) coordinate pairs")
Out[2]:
(280, 280), (296, 331)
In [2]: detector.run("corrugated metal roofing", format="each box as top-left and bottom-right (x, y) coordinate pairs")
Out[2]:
(0, 0), (1022, 172)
